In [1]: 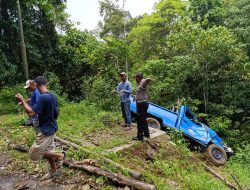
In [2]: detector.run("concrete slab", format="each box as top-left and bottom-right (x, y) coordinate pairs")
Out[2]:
(104, 127), (166, 154)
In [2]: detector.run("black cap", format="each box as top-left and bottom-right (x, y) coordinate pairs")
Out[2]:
(135, 72), (143, 78)
(35, 76), (48, 85)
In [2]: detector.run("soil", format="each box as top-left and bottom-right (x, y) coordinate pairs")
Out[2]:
(122, 135), (181, 162)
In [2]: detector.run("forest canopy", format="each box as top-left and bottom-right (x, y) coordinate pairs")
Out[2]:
(1, 0), (250, 149)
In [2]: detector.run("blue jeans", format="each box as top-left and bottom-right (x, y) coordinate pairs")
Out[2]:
(121, 101), (131, 126)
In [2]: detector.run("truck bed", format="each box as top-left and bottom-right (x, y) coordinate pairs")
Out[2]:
(130, 96), (177, 128)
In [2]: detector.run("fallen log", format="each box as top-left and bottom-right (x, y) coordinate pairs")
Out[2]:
(64, 161), (156, 190)
(55, 136), (141, 179)
(11, 144), (156, 190)
(203, 164), (237, 190)
(55, 136), (83, 150)
(231, 174), (243, 190)
(9, 144), (28, 152)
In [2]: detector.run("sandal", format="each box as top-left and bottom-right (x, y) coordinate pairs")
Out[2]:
(40, 171), (60, 181)
(124, 126), (132, 131)
(121, 123), (127, 128)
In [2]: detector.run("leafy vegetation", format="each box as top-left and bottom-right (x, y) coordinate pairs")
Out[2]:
(1, 0), (250, 189)
(1, 106), (249, 189)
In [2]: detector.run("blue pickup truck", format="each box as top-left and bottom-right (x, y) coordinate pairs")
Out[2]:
(130, 97), (234, 165)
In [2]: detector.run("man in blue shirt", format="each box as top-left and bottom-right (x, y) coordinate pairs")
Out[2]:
(116, 72), (133, 130)
(23, 80), (40, 127)
(23, 80), (40, 107)
(16, 76), (64, 180)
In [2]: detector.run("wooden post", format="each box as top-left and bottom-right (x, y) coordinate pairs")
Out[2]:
(122, 0), (128, 77)
(17, 0), (29, 81)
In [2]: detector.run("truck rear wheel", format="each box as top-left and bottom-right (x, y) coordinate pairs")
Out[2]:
(147, 117), (161, 129)
(207, 144), (227, 165)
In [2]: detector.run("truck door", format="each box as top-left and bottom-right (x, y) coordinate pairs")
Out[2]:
(175, 106), (211, 145)
(175, 105), (186, 130)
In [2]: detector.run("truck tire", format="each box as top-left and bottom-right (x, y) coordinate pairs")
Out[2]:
(206, 144), (227, 165)
(147, 117), (161, 129)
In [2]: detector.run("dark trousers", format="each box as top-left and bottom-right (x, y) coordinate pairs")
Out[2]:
(136, 101), (149, 139)
(121, 101), (131, 125)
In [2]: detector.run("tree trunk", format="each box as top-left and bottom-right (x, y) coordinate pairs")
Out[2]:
(65, 161), (156, 190)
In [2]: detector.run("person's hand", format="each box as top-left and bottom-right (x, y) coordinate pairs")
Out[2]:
(146, 77), (153, 82)
(118, 90), (124, 95)
(18, 102), (23, 106)
(111, 89), (117, 94)
(15, 93), (24, 102)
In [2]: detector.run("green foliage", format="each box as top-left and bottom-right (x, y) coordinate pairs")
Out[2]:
(231, 144), (250, 165)
(0, 0), (69, 85)
(102, 36), (128, 71)
(188, 0), (226, 27)
(84, 75), (120, 111)
(57, 29), (105, 100)
(128, 0), (186, 64)
(131, 14), (250, 147)
(226, 0), (250, 56)
(0, 0), (249, 178)
(208, 116), (239, 146)
(238, 120), (250, 146)
(1, 1), (250, 189)
(162, 18), (249, 110)
(0, 49), (18, 86)
(45, 72), (63, 95)
(99, 0), (132, 38)
(225, 145), (250, 187)
(0, 85), (26, 114)
(57, 102), (119, 137)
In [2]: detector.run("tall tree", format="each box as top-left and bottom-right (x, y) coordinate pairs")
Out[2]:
(57, 29), (105, 100)
(188, 0), (226, 27)
(0, 0), (68, 86)
(99, 0), (131, 38)
(128, 0), (186, 65)
(226, 0), (250, 57)
(142, 18), (250, 112)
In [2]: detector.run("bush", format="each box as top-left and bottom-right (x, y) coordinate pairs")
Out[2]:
(0, 82), (67, 115)
(231, 144), (250, 165)
(0, 84), (26, 115)
(45, 72), (64, 95)
(0, 50), (19, 87)
(84, 75), (120, 111)
(44, 72), (67, 107)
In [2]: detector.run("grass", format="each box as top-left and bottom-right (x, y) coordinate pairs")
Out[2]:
(117, 136), (229, 190)
(0, 102), (249, 189)
(224, 162), (250, 188)
(57, 102), (121, 139)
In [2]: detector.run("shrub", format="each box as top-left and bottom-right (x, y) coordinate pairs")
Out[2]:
(45, 72), (64, 95)
(231, 144), (250, 165)
(84, 75), (120, 111)
(0, 84), (26, 115)
(0, 81), (66, 115)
